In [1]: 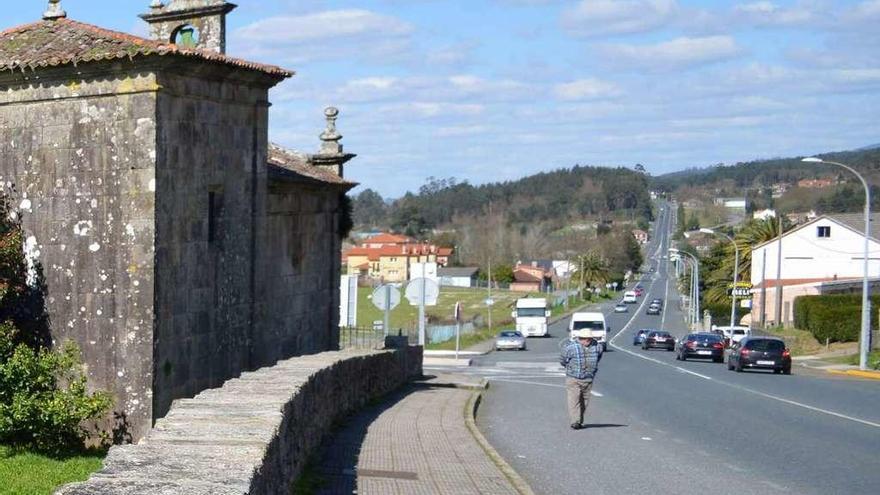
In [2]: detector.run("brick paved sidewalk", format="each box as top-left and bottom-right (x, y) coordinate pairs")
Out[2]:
(312, 375), (519, 495)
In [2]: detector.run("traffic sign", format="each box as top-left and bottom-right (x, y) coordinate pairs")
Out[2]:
(728, 287), (753, 298)
(405, 278), (440, 306)
(371, 285), (401, 311)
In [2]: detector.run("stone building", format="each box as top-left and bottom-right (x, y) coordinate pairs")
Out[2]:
(0, 0), (355, 441)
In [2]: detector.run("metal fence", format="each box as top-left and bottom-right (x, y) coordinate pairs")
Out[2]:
(338, 326), (420, 350)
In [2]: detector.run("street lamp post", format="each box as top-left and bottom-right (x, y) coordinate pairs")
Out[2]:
(670, 248), (700, 328)
(700, 228), (741, 328)
(803, 157), (872, 370)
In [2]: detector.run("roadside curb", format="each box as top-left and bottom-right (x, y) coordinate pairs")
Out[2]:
(464, 390), (537, 495)
(828, 369), (880, 380)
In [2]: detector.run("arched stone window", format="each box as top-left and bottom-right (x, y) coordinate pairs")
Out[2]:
(171, 24), (200, 48)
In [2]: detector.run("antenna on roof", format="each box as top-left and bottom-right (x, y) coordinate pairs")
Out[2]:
(43, 0), (67, 20)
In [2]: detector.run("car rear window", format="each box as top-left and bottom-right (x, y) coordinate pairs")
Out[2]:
(745, 339), (785, 352)
(733, 329), (747, 335)
(693, 334), (722, 342)
(500, 331), (519, 337)
(573, 321), (604, 331)
(653, 332), (671, 337)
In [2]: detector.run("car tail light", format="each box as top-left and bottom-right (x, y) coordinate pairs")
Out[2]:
(712, 343), (723, 349)
(782, 349), (791, 358)
(686, 341), (696, 349)
(740, 348), (750, 357)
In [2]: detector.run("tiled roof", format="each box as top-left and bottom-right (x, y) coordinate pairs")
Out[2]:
(827, 213), (880, 242)
(438, 267), (479, 277)
(366, 233), (413, 244)
(268, 144), (355, 188)
(0, 18), (291, 77)
(513, 269), (544, 283)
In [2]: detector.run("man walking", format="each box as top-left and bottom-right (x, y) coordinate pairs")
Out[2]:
(560, 330), (601, 430)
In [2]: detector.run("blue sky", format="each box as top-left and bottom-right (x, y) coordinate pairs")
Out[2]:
(9, 1), (880, 196)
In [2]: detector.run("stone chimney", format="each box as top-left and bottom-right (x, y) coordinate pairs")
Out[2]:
(43, 0), (66, 20)
(311, 107), (356, 178)
(140, 0), (237, 54)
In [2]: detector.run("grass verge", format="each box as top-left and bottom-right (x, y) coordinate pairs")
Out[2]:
(0, 445), (105, 495)
(825, 350), (880, 369)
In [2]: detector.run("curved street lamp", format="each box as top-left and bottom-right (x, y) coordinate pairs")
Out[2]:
(700, 228), (741, 328)
(802, 157), (872, 371)
(670, 248), (700, 328)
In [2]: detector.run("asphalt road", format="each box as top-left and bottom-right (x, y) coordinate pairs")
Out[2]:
(431, 203), (880, 495)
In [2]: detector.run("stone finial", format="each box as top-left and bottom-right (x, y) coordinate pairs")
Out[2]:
(43, 0), (67, 20)
(150, 0), (165, 9)
(319, 107), (343, 155)
(312, 107), (355, 177)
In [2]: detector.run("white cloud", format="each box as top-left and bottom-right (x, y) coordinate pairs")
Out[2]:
(732, 2), (815, 27)
(233, 9), (414, 63)
(562, 0), (679, 37)
(601, 36), (743, 71)
(554, 78), (623, 101)
(236, 9), (413, 43)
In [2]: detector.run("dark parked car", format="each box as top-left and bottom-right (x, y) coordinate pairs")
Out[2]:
(642, 330), (674, 351)
(633, 329), (652, 345)
(676, 332), (725, 362)
(727, 337), (791, 374)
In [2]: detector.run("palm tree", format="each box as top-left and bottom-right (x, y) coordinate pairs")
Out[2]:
(574, 251), (611, 296)
(703, 218), (783, 306)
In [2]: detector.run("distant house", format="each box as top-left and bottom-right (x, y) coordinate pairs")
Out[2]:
(750, 213), (880, 326)
(714, 197), (747, 210)
(511, 261), (555, 292)
(797, 177), (836, 189)
(632, 229), (649, 245)
(753, 209), (777, 221)
(439, 267), (479, 288)
(342, 233), (454, 282)
(771, 183), (790, 198)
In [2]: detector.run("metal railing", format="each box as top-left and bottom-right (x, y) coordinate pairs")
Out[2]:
(338, 326), (419, 350)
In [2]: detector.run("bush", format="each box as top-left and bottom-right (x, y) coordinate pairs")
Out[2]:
(0, 322), (112, 453)
(793, 295), (880, 343)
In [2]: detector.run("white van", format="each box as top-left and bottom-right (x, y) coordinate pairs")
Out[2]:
(714, 325), (751, 344)
(512, 298), (550, 337)
(569, 312), (609, 352)
(623, 291), (638, 304)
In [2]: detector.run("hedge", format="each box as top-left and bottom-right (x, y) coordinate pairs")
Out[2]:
(792, 295), (880, 343)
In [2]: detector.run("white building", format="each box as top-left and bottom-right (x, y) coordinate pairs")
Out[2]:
(753, 209), (776, 221)
(438, 267), (479, 288)
(750, 213), (880, 326)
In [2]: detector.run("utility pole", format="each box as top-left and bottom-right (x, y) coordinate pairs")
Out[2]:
(760, 248), (767, 328)
(774, 213), (783, 326)
(487, 257), (493, 330)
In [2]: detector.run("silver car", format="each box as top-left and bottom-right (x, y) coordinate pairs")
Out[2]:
(495, 330), (527, 351)
(614, 304), (629, 313)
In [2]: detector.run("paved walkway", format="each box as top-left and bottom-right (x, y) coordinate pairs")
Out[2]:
(314, 375), (519, 495)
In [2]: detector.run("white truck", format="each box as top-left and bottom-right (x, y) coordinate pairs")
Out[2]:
(512, 298), (550, 337)
(569, 312), (609, 352)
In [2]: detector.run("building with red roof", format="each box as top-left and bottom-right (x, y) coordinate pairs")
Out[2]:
(343, 233), (454, 282)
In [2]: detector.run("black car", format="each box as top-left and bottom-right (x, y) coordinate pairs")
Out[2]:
(642, 331), (674, 351)
(676, 332), (724, 362)
(727, 337), (792, 374)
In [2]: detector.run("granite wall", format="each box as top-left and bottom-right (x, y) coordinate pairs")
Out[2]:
(56, 346), (423, 495)
(0, 65), (160, 440)
(151, 68), (271, 421)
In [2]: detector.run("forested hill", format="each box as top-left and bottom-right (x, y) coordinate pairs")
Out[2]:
(652, 147), (880, 191)
(352, 165), (653, 234)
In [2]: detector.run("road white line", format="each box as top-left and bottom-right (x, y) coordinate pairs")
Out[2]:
(675, 368), (713, 380)
(725, 382), (880, 429)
